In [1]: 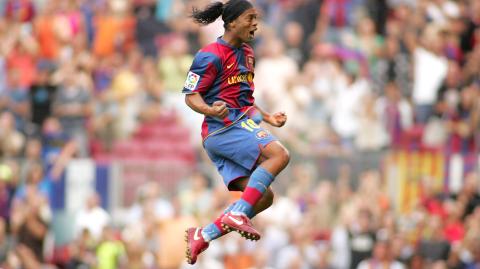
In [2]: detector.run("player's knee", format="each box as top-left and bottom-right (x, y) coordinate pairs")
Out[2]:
(277, 146), (290, 168)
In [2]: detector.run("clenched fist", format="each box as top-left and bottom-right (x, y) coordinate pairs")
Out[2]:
(208, 101), (229, 119)
(265, 111), (287, 127)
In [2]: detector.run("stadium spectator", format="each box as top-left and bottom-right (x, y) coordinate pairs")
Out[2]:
(412, 24), (448, 124)
(74, 192), (110, 242)
(357, 239), (405, 269)
(10, 183), (50, 263)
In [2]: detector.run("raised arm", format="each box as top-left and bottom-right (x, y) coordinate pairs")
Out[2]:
(254, 103), (287, 127)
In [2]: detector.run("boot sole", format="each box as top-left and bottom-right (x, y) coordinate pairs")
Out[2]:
(221, 223), (260, 241)
(184, 229), (194, 264)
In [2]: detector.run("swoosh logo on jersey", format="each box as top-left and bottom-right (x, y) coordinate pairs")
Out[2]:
(228, 215), (244, 225)
(194, 228), (201, 241)
(227, 63), (234, 69)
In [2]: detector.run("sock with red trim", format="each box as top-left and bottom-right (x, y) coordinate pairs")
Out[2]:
(201, 203), (235, 242)
(230, 166), (274, 217)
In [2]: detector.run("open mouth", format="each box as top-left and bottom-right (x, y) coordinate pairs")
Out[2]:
(249, 30), (256, 38)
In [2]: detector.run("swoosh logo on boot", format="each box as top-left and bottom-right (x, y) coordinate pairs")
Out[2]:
(194, 228), (201, 241)
(228, 215), (244, 225)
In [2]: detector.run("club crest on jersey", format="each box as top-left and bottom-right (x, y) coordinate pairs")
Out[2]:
(184, 71), (200, 90)
(256, 130), (269, 139)
(246, 56), (255, 70)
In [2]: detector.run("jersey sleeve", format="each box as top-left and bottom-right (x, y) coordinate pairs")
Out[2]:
(182, 52), (221, 94)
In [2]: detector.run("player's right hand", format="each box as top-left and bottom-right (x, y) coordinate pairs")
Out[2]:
(209, 101), (229, 119)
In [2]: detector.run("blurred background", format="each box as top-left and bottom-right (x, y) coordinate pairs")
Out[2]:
(0, 0), (478, 268)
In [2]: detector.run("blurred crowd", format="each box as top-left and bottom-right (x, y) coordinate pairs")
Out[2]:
(0, 0), (478, 268)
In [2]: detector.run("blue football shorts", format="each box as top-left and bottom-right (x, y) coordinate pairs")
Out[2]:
(203, 117), (277, 189)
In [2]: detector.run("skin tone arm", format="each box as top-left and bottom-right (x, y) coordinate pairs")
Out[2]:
(254, 104), (287, 127)
(185, 93), (229, 118)
(186, 93), (287, 128)
(185, 93), (287, 127)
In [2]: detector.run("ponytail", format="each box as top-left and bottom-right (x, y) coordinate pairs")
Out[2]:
(191, 2), (224, 25)
(191, 0), (254, 27)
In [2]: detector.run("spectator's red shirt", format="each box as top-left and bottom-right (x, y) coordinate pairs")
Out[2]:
(443, 221), (465, 243)
(7, 49), (36, 87)
(5, 0), (34, 22)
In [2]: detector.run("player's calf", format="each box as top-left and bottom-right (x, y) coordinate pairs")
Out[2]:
(252, 188), (274, 217)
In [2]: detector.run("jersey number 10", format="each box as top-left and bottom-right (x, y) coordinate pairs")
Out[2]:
(241, 119), (260, 132)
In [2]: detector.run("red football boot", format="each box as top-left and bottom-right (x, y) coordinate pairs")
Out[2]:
(184, 227), (209, 265)
(220, 212), (261, 241)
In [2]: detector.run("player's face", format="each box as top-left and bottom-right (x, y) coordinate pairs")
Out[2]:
(232, 8), (258, 42)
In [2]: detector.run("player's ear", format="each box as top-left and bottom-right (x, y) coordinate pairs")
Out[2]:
(226, 22), (232, 31)
(226, 20), (237, 31)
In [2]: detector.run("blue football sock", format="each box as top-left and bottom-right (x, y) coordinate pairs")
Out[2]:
(230, 166), (274, 217)
(201, 203), (236, 242)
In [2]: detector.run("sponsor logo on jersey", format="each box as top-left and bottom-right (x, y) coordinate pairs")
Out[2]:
(227, 72), (253, 85)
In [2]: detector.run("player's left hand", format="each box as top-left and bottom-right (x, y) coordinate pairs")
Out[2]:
(266, 112), (287, 127)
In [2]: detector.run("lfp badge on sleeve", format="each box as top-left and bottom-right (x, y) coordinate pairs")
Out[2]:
(184, 71), (200, 91)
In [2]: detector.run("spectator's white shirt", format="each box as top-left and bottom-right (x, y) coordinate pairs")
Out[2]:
(331, 78), (370, 138)
(258, 226), (289, 264)
(254, 55), (298, 114)
(126, 199), (174, 225)
(331, 226), (351, 269)
(275, 245), (313, 269)
(412, 48), (448, 105)
(258, 196), (302, 228)
(311, 61), (347, 119)
(426, 1), (460, 25)
(74, 206), (110, 240)
(357, 259), (405, 269)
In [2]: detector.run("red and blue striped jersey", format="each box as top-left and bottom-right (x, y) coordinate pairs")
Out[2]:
(183, 37), (256, 140)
